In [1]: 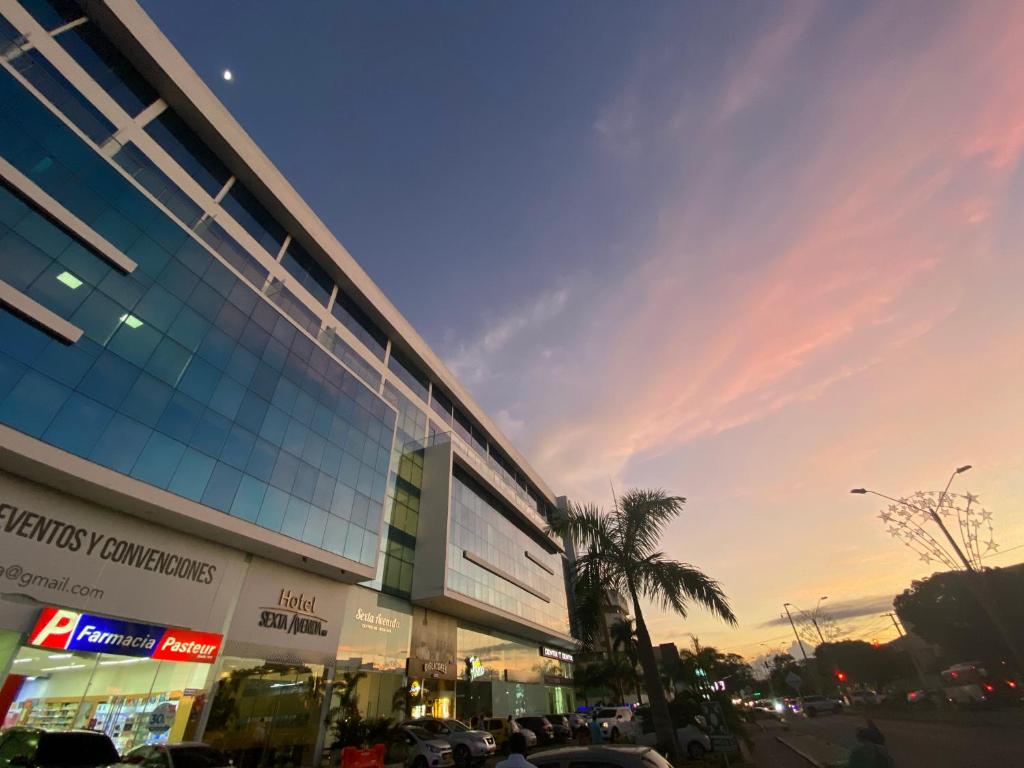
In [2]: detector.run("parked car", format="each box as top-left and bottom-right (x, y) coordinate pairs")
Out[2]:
(541, 716), (573, 743)
(398, 719), (495, 767)
(481, 718), (536, 751)
(514, 717), (555, 746)
(530, 745), (673, 768)
(843, 690), (883, 707)
(120, 743), (231, 768)
(384, 726), (453, 768)
(794, 695), (842, 717)
(564, 713), (589, 732)
(591, 707), (638, 743)
(632, 706), (712, 760)
(0, 728), (119, 768)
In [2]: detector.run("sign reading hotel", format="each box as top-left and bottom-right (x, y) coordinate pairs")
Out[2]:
(28, 606), (222, 662)
(258, 589), (329, 638)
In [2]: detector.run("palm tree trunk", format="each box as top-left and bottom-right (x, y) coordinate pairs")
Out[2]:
(628, 589), (679, 761)
(601, 610), (626, 704)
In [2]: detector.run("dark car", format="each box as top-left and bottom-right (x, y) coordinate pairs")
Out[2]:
(119, 743), (232, 768)
(541, 716), (572, 743)
(514, 718), (555, 746)
(0, 729), (120, 768)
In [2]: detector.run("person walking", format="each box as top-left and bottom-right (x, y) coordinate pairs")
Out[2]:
(496, 733), (535, 768)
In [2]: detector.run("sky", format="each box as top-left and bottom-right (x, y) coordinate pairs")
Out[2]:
(142, 0), (1024, 664)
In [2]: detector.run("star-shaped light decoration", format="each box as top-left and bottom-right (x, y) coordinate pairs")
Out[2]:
(963, 492), (979, 505)
(879, 510), (893, 523)
(986, 540), (999, 552)
(981, 508), (993, 521)
(919, 552), (932, 563)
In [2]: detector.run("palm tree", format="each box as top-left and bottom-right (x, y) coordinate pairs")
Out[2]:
(551, 489), (736, 760)
(571, 544), (627, 703)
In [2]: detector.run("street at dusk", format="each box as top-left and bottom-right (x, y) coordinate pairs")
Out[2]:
(0, 0), (1022, 766)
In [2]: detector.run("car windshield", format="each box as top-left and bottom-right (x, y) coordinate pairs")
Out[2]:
(405, 727), (433, 741)
(170, 748), (231, 768)
(444, 720), (468, 732)
(596, 709), (618, 718)
(38, 734), (119, 767)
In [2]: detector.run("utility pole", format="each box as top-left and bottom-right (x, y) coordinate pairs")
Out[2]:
(884, 612), (904, 637)
(884, 612), (930, 692)
(782, 605), (809, 662)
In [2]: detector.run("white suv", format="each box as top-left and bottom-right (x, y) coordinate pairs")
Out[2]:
(797, 695), (843, 717)
(593, 707), (638, 742)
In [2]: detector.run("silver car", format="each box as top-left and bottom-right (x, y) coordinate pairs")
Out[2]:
(398, 718), (496, 767)
(120, 743), (231, 768)
(385, 726), (454, 768)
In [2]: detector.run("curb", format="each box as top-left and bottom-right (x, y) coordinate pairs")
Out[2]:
(774, 736), (845, 768)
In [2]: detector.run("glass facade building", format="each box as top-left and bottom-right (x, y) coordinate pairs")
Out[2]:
(0, 0), (575, 755)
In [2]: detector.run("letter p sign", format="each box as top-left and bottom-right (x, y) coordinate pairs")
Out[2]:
(28, 607), (81, 650)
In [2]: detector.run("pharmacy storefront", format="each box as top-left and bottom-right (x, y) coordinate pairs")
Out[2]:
(0, 470), (247, 753)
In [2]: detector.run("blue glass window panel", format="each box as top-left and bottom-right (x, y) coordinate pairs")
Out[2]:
(0, 354), (27, 403)
(13, 203), (72, 255)
(343, 525), (364, 562)
(89, 413), (151, 474)
(146, 209), (189, 254)
(191, 408), (231, 456)
(0, 230), (53, 290)
(258, 404), (288, 445)
(226, 280), (258, 316)
(193, 218), (267, 286)
(292, 391), (315, 425)
(0, 187), (30, 228)
(174, 237), (210, 277)
(331, 289), (388, 361)
(91, 206), (143, 253)
(186, 281), (223, 323)
(339, 454), (360, 488)
(302, 505), (328, 546)
(112, 143), (203, 227)
(387, 351), (429, 402)
(302, 432), (326, 469)
(70, 289), (126, 345)
(77, 351), (139, 409)
(167, 306), (208, 352)
(214, 301), (246, 338)
(261, 337), (288, 372)
(10, 49), (114, 144)
(56, 23), (157, 116)
(177, 355), (219, 404)
(203, 260), (236, 299)
(20, 0), (83, 30)
(134, 284), (182, 333)
(119, 371), (172, 427)
(271, 377), (298, 413)
(196, 326), (233, 367)
(159, 259), (200, 301)
(323, 515), (350, 556)
(281, 240), (332, 306)
(131, 431), (185, 488)
(123, 231), (170, 277)
(331, 482), (355, 519)
(245, 438), (277, 482)
(266, 281), (320, 337)
(144, 109), (230, 197)
(95, 268), (145, 310)
(33, 335), (95, 388)
(312, 470), (334, 511)
(208, 374), (244, 419)
(281, 497), (309, 540)
(156, 390), (203, 442)
(224, 345), (258, 388)
(57, 242), (109, 287)
(235, 391), (268, 434)
(250, 362), (278, 401)
(42, 391), (113, 456)
(201, 461), (241, 513)
(220, 424), (256, 470)
(256, 486), (288, 532)
(292, 461), (317, 503)
(230, 474), (266, 523)
(145, 336), (190, 386)
(350, 493), (369, 528)
(167, 447), (216, 502)
(321, 443), (342, 477)
(107, 319), (161, 368)
(0, 370), (69, 436)
(269, 450), (299, 492)
(219, 181), (285, 256)
(282, 419), (309, 457)
(24, 262), (89, 317)
(360, 533), (378, 565)
(0, 15), (22, 49)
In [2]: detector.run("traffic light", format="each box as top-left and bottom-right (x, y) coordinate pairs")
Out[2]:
(835, 670), (847, 682)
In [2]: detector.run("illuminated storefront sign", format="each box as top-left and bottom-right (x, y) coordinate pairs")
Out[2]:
(27, 606), (222, 663)
(540, 646), (574, 663)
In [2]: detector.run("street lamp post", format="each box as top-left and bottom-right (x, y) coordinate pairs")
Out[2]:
(851, 465), (1024, 673)
(788, 597), (829, 645)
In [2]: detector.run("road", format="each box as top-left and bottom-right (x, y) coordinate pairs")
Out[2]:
(750, 712), (1024, 767)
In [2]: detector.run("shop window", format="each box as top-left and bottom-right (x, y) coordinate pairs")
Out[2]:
(56, 23), (157, 116)
(144, 110), (231, 198)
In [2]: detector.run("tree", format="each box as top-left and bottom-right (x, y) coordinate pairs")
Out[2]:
(551, 489), (736, 760)
(814, 641), (911, 690)
(894, 564), (1024, 667)
(570, 555), (627, 703)
(610, 619), (644, 703)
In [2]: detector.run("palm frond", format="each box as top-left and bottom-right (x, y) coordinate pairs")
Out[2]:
(635, 554), (737, 625)
(616, 489), (686, 559)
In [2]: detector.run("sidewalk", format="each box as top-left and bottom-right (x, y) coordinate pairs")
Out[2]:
(774, 732), (848, 768)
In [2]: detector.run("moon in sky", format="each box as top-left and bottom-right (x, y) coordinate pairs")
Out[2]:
(222, 69), (233, 82)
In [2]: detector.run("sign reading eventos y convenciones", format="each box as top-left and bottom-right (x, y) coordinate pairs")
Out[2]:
(28, 606), (222, 662)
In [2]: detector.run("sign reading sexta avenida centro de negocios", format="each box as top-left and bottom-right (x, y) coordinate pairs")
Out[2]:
(28, 606), (222, 662)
